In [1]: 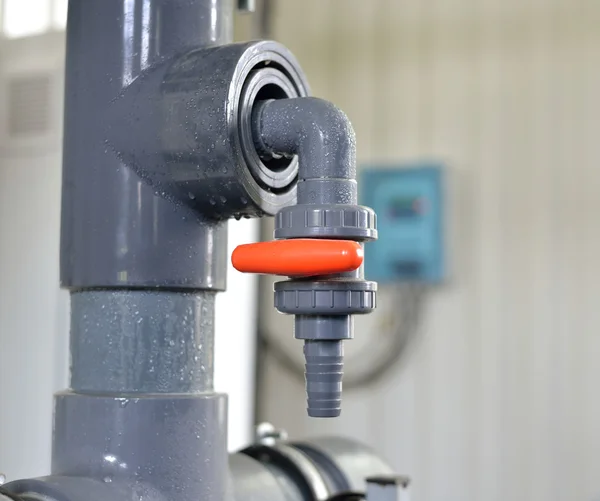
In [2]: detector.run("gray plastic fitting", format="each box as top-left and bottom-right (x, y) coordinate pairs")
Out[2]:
(274, 204), (377, 240)
(303, 340), (344, 418)
(252, 97), (357, 205)
(252, 97), (378, 418)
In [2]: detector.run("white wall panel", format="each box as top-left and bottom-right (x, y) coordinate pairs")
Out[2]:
(259, 1), (600, 500)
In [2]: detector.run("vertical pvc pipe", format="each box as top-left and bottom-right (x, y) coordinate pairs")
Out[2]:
(60, 0), (231, 290)
(53, 2), (234, 501)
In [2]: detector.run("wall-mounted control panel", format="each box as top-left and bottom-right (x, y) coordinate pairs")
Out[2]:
(361, 165), (445, 283)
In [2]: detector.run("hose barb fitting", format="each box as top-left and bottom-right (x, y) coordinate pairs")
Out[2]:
(252, 97), (378, 417)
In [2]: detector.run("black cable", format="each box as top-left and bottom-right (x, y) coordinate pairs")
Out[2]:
(258, 283), (426, 390)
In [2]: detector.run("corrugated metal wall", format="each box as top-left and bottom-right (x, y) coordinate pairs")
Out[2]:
(258, 1), (600, 500)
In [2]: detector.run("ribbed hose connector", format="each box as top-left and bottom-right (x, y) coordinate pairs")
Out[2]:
(303, 340), (344, 418)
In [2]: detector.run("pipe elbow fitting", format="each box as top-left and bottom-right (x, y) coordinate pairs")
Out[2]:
(253, 97), (357, 192)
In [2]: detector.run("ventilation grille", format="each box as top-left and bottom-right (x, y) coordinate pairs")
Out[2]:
(7, 74), (52, 137)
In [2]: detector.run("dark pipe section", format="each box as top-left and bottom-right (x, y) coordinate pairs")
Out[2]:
(252, 97), (358, 205)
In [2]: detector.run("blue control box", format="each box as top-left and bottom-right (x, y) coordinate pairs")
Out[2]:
(360, 165), (445, 283)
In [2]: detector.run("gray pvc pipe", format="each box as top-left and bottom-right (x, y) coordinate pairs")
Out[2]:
(51, 392), (228, 501)
(62, 0), (234, 394)
(253, 98), (358, 205)
(50, 2), (234, 501)
(70, 290), (216, 394)
(60, 0), (231, 290)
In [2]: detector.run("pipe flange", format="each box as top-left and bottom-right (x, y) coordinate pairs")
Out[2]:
(274, 204), (377, 240)
(274, 280), (377, 315)
(109, 40), (310, 219)
(228, 41), (311, 216)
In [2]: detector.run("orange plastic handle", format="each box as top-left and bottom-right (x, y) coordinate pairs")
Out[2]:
(232, 239), (363, 277)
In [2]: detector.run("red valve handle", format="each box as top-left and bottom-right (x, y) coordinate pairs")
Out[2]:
(232, 239), (363, 277)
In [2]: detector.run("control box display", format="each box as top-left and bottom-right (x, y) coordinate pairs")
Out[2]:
(360, 165), (445, 283)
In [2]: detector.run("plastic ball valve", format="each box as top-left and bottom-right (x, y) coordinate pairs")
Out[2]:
(233, 96), (378, 417)
(233, 233), (377, 418)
